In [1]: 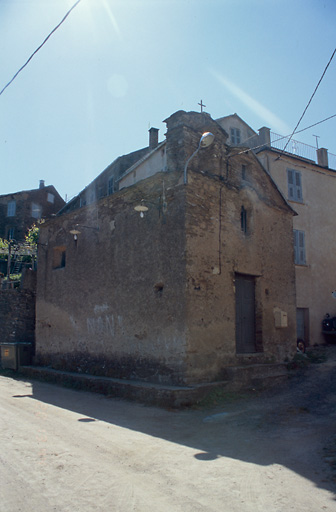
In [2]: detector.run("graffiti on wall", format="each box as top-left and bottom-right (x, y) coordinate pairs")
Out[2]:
(86, 310), (123, 337)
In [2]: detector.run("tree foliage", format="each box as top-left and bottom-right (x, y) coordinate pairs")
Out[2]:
(25, 223), (40, 249)
(0, 238), (9, 250)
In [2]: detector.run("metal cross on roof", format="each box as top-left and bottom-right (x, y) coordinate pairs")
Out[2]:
(198, 100), (206, 112)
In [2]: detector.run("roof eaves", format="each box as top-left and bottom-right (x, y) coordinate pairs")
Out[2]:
(255, 146), (336, 173)
(0, 184), (57, 199)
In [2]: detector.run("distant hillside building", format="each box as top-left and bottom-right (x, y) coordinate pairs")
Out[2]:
(0, 181), (65, 242)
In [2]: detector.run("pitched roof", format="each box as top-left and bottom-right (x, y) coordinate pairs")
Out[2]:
(216, 113), (258, 136)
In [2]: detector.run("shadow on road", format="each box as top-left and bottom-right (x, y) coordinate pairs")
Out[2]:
(11, 346), (336, 500)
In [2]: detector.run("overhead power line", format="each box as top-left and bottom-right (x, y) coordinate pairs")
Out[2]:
(278, 48), (336, 157)
(0, 0), (82, 97)
(287, 113), (336, 137)
(230, 113), (336, 158)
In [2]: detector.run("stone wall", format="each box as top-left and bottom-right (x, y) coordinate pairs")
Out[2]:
(36, 172), (189, 384)
(35, 110), (297, 386)
(183, 161), (297, 383)
(0, 287), (36, 349)
(162, 110), (296, 384)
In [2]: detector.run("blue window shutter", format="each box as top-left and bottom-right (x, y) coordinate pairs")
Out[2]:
(230, 128), (241, 145)
(294, 229), (306, 265)
(298, 231), (305, 264)
(295, 172), (302, 201)
(288, 170), (295, 200)
(288, 169), (303, 202)
(293, 229), (298, 263)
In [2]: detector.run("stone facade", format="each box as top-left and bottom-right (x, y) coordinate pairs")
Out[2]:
(0, 271), (36, 349)
(36, 172), (187, 383)
(0, 181), (65, 242)
(216, 113), (336, 347)
(35, 111), (297, 385)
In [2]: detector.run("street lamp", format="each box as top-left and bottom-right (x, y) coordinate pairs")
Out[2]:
(134, 201), (149, 218)
(69, 229), (81, 241)
(69, 224), (99, 240)
(133, 185), (167, 218)
(183, 131), (215, 185)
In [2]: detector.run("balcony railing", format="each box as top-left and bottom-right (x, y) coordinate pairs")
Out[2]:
(270, 132), (336, 171)
(271, 132), (317, 161)
(329, 153), (336, 171)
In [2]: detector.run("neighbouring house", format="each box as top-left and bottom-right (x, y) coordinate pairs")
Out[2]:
(0, 181), (64, 361)
(59, 128), (162, 215)
(35, 110), (297, 386)
(0, 180), (66, 243)
(217, 114), (336, 347)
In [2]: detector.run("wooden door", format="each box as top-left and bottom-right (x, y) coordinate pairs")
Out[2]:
(235, 274), (256, 354)
(296, 308), (308, 345)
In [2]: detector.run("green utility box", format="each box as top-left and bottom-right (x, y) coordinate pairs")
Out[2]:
(0, 343), (32, 370)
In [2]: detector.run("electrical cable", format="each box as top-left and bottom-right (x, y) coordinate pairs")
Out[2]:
(230, 113), (336, 159)
(278, 48), (336, 157)
(0, 0), (82, 97)
(281, 113), (336, 139)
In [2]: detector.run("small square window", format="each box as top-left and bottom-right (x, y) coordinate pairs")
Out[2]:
(98, 186), (105, 199)
(241, 205), (247, 233)
(7, 200), (16, 217)
(108, 177), (114, 195)
(52, 246), (66, 269)
(87, 189), (96, 205)
(32, 203), (42, 219)
(47, 193), (55, 203)
(230, 128), (241, 145)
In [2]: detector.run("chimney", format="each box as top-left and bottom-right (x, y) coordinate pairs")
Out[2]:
(39, 180), (45, 189)
(317, 147), (329, 168)
(258, 127), (271, 149)
(149, 127), (159, 149)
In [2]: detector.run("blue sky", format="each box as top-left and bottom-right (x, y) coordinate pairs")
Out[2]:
(1, 0), (335, 202)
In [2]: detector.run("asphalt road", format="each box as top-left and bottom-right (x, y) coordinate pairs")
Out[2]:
(1, 347), (336, 511)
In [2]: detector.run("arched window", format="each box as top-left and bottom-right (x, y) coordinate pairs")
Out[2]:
(241, 206), (247, 234)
